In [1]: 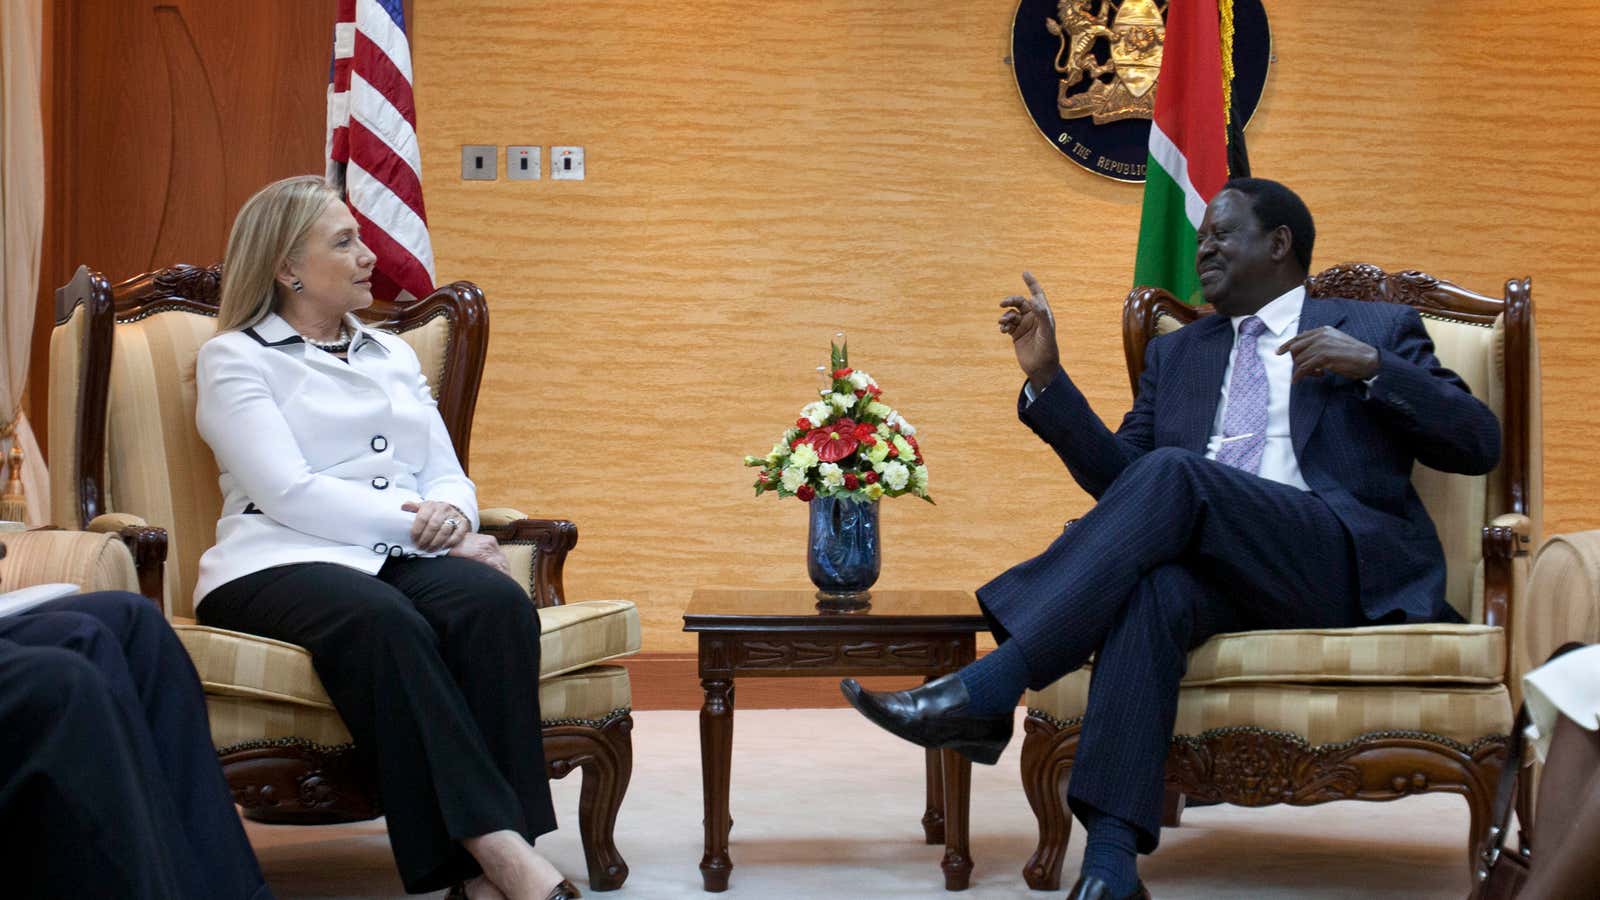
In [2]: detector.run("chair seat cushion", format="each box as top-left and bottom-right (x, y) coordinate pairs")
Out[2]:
(207, 664), (633, 751)
(177, 599), (641, 710)
(1183, 622), (1505, 686)
(1027, 668), (1512, 746)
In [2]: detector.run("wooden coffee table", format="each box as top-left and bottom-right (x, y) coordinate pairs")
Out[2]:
(683, 588), (989, 892)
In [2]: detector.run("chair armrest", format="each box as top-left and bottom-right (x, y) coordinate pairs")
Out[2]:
(1483, 514), (1534, 628)
(1514, 530), (1600, 696)
(84, 514), (166, 603)
(478, 515), (577, 609)
(0, 528), (145, 599)
(87, 512), (150, 532)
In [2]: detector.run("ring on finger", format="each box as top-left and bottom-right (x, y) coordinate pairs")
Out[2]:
(443, 517), (460, 529)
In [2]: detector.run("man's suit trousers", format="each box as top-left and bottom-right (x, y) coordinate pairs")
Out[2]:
(977, 448), (1368, 850)
(0, 591), (270, 900)
(198, 555), (557, 894)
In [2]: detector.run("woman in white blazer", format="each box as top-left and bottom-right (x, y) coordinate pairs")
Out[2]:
(194, 176), (578, 900)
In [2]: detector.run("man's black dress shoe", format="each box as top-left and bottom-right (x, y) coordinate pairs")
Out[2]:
(838, 672), (1013, 765)
(1065, 875), (1150, 900)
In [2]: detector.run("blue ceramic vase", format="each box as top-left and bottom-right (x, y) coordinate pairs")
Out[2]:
(807, 495), (880, 608)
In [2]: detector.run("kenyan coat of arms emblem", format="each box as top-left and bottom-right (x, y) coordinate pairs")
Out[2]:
(1012, 0), (1272, 182)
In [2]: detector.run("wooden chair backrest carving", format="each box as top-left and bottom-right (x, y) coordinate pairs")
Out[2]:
(49, 263), (488, 617)
(1120, 263), (1539, 628)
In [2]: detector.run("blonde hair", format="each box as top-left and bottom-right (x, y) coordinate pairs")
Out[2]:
(216, 175), (342, 332)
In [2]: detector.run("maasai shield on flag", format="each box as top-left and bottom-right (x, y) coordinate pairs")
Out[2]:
(326, 0), (435, 304)
(1131, 0), (1233, 305)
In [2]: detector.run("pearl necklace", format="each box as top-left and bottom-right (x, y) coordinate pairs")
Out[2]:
(303, 324), (352, 353)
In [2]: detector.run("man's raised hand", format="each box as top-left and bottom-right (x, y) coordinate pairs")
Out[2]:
(999, 271), (1061, 392)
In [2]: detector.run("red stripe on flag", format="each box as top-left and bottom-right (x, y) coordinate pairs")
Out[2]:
(353, 32), (417, 125)
(348, 121), (426, 222)
(350, 205), (434, 301)
(367, 264), (403, 303)
(329, 125), (350, 166)
(1151, 0), (1228, 201)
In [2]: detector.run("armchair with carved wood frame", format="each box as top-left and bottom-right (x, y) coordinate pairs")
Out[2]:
(49, 264), (641, 890)
(1018, 264), (1541, 889)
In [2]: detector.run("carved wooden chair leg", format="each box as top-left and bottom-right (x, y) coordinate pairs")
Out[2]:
(545, 714), (634, 892)
(1161, 786), (1186, 828)
(1464, 751), (1507, 881)
(1020, 715), (1078, 891)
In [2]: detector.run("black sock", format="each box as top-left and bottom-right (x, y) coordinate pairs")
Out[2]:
(1079, 805), (1140, 895)
(954, 639), (1027, 715)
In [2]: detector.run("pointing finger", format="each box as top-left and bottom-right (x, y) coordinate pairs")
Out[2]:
(1021, 271), (1046, 300)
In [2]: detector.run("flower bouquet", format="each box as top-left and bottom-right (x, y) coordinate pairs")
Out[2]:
(743, 339), (931, 505)
(744, 337), (929, 607)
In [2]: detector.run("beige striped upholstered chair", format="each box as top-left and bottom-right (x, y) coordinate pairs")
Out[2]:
(1020, 264), (1541, 889)
(50, 264), (641, 890)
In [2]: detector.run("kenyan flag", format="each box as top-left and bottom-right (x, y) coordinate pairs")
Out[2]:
(1132, 0), (1233, 305)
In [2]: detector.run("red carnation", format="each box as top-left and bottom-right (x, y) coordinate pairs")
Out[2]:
(853, 424), (875, 440)
(833, 367), (853, 378)
(844, 473), (860, 490)
(795, 484), (815, 502)
(796, 417), (811, 429)
(854, 389), (866, 398)
(887, 445), (898, 458)
(863, 470), (879, 484)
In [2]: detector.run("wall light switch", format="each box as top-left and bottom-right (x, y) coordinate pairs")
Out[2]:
(506, 145), (541, 180)
(461, 145), (497, 180)
(551, 146), (585, 181)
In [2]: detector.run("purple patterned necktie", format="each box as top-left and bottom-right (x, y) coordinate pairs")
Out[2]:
(1214, 316), (1268, 474)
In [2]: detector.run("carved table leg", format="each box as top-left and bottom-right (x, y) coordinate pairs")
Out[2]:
(923, 746), (946, 844)
(922, 675), (946, 844)
(939, 746), (973, 891)
(699, 677), (735, 892)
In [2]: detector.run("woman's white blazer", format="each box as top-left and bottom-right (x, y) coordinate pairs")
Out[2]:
(193, 312), (478, 605)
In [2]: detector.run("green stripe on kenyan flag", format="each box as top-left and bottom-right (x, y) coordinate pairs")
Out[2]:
(1133, 159), (1201, 304)
(1132, 0), (1230, 305)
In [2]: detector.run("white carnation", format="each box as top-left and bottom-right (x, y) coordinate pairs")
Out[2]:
(780, 466), (808, 492)
(882, 460), (910, 491)
(847, 371), (874, 391)
(888, 411), (916, 436)
(819, 462), (844, 489)
(828, 392), (855, 412)
(911, 464), (929, 493)
(789, 444), (820, 470)
(865, 401), (892, 419)
(800, 401), (832, 427)
(765, 441), (789, 465)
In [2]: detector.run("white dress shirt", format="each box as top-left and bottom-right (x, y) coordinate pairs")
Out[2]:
(1023, 285), (1311, 491)
(193, 312), (479, 605)
(1203, 286), (1310, 490)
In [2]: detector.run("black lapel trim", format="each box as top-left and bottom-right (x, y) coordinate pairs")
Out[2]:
(243, 503), (263, 515)
(244, 327), (303, 348)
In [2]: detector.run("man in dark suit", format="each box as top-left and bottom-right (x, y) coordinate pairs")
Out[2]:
(841, 178), (1499, 899)
(0, 589), (271, 899)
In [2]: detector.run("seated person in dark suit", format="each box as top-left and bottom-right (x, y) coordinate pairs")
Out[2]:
(842, 178), (1500, 900)
(0, 588), (269, 899)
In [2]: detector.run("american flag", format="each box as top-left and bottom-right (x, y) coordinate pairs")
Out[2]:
(326, 0), (435, 303)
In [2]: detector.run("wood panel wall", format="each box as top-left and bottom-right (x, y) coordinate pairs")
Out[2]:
(412, 0), (1600, 661)
(27, 0), (336, 439)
